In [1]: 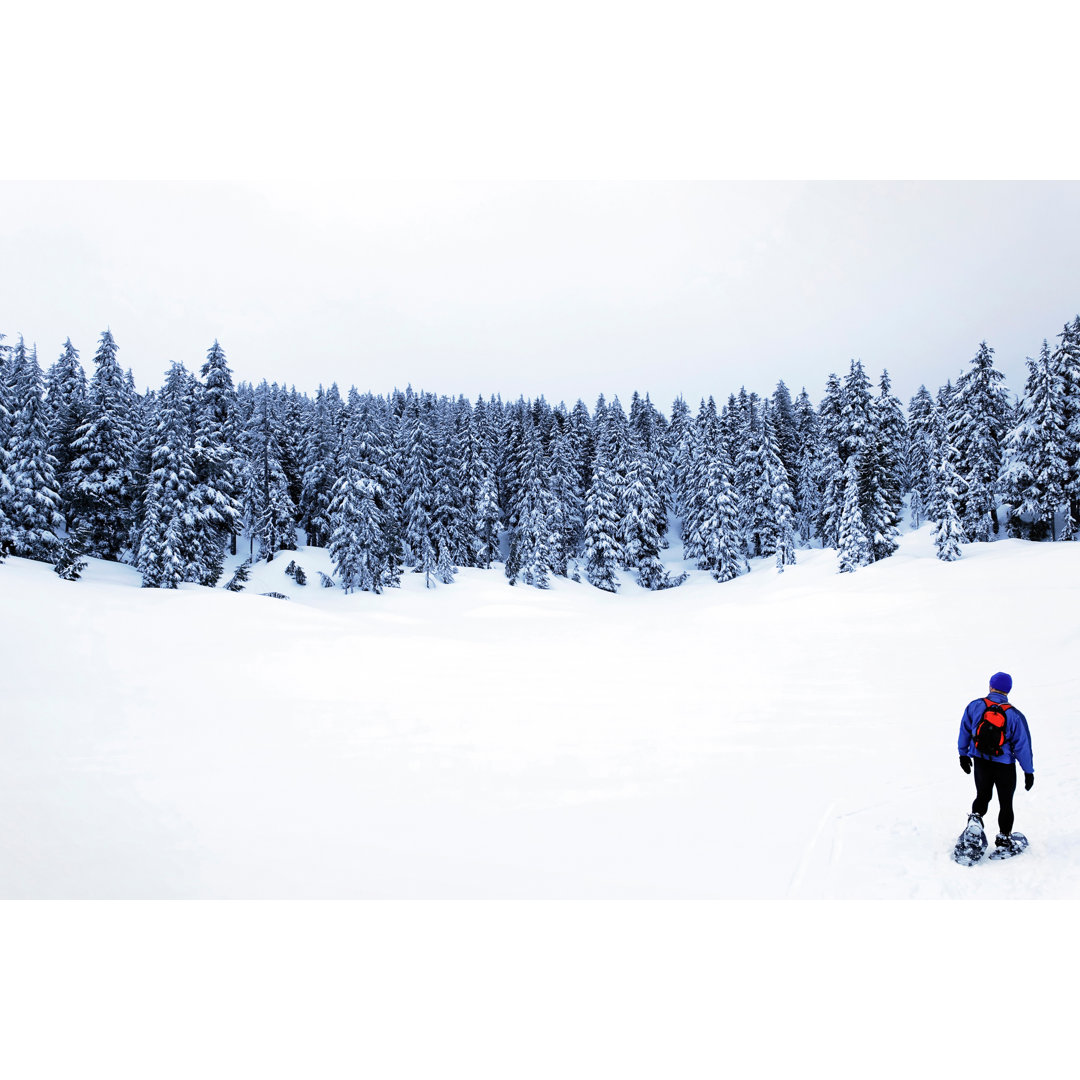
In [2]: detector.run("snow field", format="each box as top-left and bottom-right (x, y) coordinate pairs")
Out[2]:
(2, 525), (1079, 898)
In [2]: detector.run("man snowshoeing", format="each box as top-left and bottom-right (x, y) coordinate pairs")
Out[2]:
(954, 671), (1034, 864)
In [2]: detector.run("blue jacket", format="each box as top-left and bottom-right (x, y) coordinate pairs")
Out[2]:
(958, 691), (1034, 774)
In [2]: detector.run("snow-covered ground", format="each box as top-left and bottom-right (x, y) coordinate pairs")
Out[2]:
(2, 524), (1078, 899)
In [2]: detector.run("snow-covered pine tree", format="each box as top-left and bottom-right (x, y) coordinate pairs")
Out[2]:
(452, 398), (480, 568)
(400, 390), (437, 584)
(387, 390), (411, 555)
(771, 380), (799, 500)
(505, 425), (558, 588)
(792, 388), (820, 545)
(451, 397), (476, 566)
(124, 370), (148, 559)
(601, 396), (633, 566)
(298, 387), (334, 548)
(664, 394), (694, 521)
(1052, 317), (1080, 536)
(568, 398), (595, 515)
(0, 334), (15, 557)
(836, 452), (872, 573)
(224, 557), (251, 591)
(1, 335), (27, 503)
(744, 402), (782, 559)
(863, 370), (905, 562)
(276, 386), (306, 518)
(837, 360), (874, 543)
(190, 341), (240, 585)
(328, 418), (393, 596)
(906, 385), (937, 529)
(124, 386), (158, 563)
(67, 329), (137, 560)
(680, 398), (716, 562)
(325, 382), (347, 441)
(52, 535), (87, 580)
(1000, 340), (1069, 540)
(548, 420), (583, 573)
(759, 405), (798, 571)
(363, 393), (402, 567)
(621, 430), (669, 589)
(827, 359), (901, 564)
(137, 363), (201, 588)
(932, 444), (967, 561)
(136, 479), (168, 587)
(6, 342), (64, 559)
(529, 395), (555, 455)
(628, 392), (669, 532)
(0, 330), (12, 402)
(242, 381), (298, 561)
(44, 338), (87, 527)
(0, 333), (16, 460)
(924, 382), (956, 525)
(816, 374), (845, 548)
(642, 395), (671, 549)
(840, 360), (874, 463)
(949, 341), (1010, 540)
(628, 391), (655, 454)
(497, 400), (529, 532)
(200, 339), (236, 430)
(583, 437), (622, 593)
(697, 420), (747, 584)
(230, 380), (254, 536)
(356, 394), (401, 587)
(430, 399), (464, 584)
(467, 395), (501, 568)
(733, 389), (763, 553)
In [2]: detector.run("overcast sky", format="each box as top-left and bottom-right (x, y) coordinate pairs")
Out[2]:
(5, 5), (1080, 414)
(3, 180), (1078, 411)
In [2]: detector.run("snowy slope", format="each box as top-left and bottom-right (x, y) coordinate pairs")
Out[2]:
(2, 527), (1078, 899)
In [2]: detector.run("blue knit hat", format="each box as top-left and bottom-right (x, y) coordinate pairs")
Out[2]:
(990, 672), (1013, 694)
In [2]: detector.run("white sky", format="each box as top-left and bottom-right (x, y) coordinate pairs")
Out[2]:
(4, 3), (1080, 411)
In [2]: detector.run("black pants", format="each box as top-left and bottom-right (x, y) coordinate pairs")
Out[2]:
(971, 758), (1017, 834)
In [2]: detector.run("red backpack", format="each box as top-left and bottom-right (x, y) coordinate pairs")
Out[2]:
(973, 698), (1012, 757)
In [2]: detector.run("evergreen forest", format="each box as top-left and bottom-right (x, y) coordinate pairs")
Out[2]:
(2, 316), (1079, 593)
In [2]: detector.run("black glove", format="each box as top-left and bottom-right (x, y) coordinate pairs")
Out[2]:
(960, 756), (972, 774)
(1025, 773), (1034, 791)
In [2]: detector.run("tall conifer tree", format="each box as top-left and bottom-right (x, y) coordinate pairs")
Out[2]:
(68, 329), (136, 560)
(950, 341), (1010, 539)
(138, 363), (200, 588)
(792, 388), (820, 545)
(242, 382), (297, 560)
(583, 441), (621, 593)
(400, 391), (437, 583)
(1001, 341), (1069, 540)
(7, 344), (64, 558)
(696, 425), (746, 583)
(933, 445), (966, 561)
(45, 338), (87, 526)
(192, 341), (240, 583)
(906, 385), (937, 529)
(505, 426), (558, 588)
(837, 454), (871, 573)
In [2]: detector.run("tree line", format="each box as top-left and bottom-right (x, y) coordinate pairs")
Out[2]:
(1, 316), (1078, 593)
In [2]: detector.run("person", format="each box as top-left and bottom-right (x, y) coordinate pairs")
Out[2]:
(957, 671), (1034, 856)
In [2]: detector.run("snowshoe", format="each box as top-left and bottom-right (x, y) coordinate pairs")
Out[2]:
(988, 832), (1029, 861)
(951, 813), (988, 866)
